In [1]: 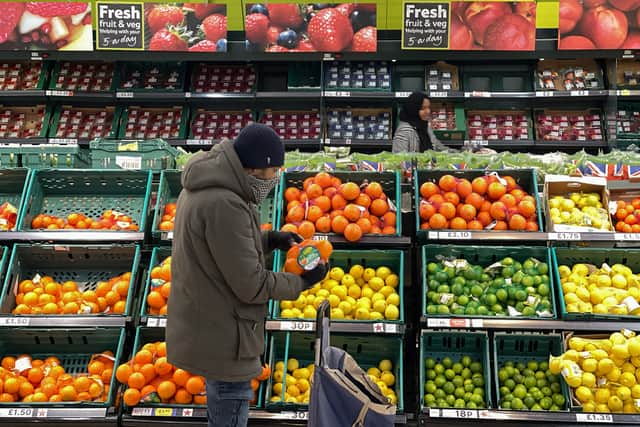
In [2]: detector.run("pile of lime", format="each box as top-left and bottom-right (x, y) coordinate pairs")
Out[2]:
(426, 256), (553, 317)
(423, 356), (487, 409)
(497, 360), (566, 411)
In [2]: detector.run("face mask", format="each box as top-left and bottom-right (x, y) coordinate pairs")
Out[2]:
(246, 174), (278, 204)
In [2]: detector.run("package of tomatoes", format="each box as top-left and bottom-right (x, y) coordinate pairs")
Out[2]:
(283, 239), (332, 276)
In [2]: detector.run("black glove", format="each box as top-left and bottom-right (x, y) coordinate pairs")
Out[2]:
(267, 231), (303, 251)
(301, 262), (329, 290)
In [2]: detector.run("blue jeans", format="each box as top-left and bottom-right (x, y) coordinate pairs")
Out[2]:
(206, 379), (253, 427)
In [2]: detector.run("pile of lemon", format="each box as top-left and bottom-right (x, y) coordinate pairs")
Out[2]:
(279, 265), (401, 321)
(559, 263), (640, 316)
(550, 331), (640, 413)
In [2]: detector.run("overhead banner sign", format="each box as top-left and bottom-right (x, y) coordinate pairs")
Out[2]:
(96, 2), (228, 52)
(402, 0), (536, 51)
(0, 1), (93, 51)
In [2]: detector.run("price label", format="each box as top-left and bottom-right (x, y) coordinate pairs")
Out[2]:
(570, 90), (589, 97)
(344, 138), (352, 145)
(0, 317), (30, 326)
(166, 232), (173, 240)
(430, 91), (448, 98)
(147, 317), (158, 327)
(429, 408), (440, 417)
(155, 408), (174, 417)
(440, 231), (472, 240)
(621, 89), (632, 96)
(186, 139), (212, 146)
(35, 409), (47, 418)
(428, 231), (439, 240)
(312, 235), (329, 241)
(184, 92), (192, 98)
(281, 321), (313, 331)
(427, 318), (452, 328)
(131, 407), (153, 416)
(116, 91), (134, 99)
(30, 52), (42, 61)
(385, 323), (398, 333)
(46, 90), (73, 97)
(324, 91), (338, 97)
(49, 138), (78, 145)
(158, 318), (167, 327)
(395, 91), (411, 98)
(442, 409), (478, 419)
(615, 233), (640, 241)
(472, 140), (489, 146)
(181, 408), (194, 417)
(551, 232), (581, 241)
(465, 91), (491, 98)
(0, 408), (33, 417)
(575, 413), (613, 423)
(535, 91), (554, 98)
(289, 411), (308, 420)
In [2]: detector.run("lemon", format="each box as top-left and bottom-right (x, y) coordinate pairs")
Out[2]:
(576, 287), (591, 302)
(582, 372), (596, 388)
(349, 265), (364, 279)
(623, 363), (637, 374)
(564, 293), (580, 305)
(323, 279), (338, 291)
(361, 287), (374, 299)
(275, 361), (285, 372)
(595, 388), (611, 404)
(558, 265), (571, 279)
(385, 274), (399, 288)
(611, 332), (627, 345)
(608, 395), (624, 412)
(330, 267), (344, 281)
(376, 267), (391, 280)
(369, 277), (385, 292)
(590, 288), (606, 305)
(621, 372), (637, 388)
(572, 264), (590, 276)
(328, 294), (341, 308)
(357, 297), (371, 309)
(612, 274), (628, 289)
(287, 385), (300, 398)
(613, 343), (630, 360)
(562, 282), (577, 295)
(597, 358), (615, 375)
(582, 401), (597, 412)
(564, 350), (580, 362)
(273, 382), (283, 396)
(281, 308), (294, 318)
(578, 302), (593, 313)
(576, 386), (593, 403)
(379, 285), (394, 299)
(294, 295), (306, 309)
(341, 274), (356, 288)
(287, 358), (299, 372)
(297, 378), (310, 393)
(331, 308), (345, 319)
(313, 296), (326, 310)
(356, 278), (365, 287)
(303, 306), (317, 319)
(370, 311), (384, 320)
(592, 349), (609, 361)
(566, 303), (579, 313)
(632, 357), (640, 368)
(379, 359), (393, 372)
(317, 289), (330, 298)
(623, 402), (637, 413)
(306, 294), (316, 306)
(338, 301), (352, 315)
(386, 293), (400, 307)
(281, 300), (293, 310)
(617, 386), (632, 401)
(372, 292), (386, 303)
(367, 367), (381, 378)
(603, 296), (619, 307)
(631, 384), (640, 399)
(385, 305), (400, 320)
(582, 358), (598, 373)
(381, 372), (395, 386)
(347, 285), (361, 299)
(549, 357), (562, 375)
(376, 381), (388, 394)
(607, 367), (622, 382)
(597, 275), (612, 287)
(629, 338), (640, 357)
(363, 268), (376, 282)
(355, 308), (370, 320)
(373, 300), (387, 314)
(594, 304), (609, 314)
(295, 367), (310, 380)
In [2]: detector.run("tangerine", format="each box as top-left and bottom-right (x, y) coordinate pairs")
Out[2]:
(420, 182), (439, 199)
(331, 194), (347, 211)
(477, 211), (493, 226)
(438, 175), (457, 192)
(128, 372), (146, 390)
(331, 215), (349, 234)
(157, 381), (177, 400)
(315, 216), (332, 233)
(487, 182), (507, 200)
(174, 388), (192, 404)
(465, 193), (484, 210)
(471, 177), (488, 195)
(306, 183), (323, 200)
(355, 194), (372, 209)
(499, 194), (517, 208)
(314, 172), (333, 189)
(509, 214), (527, 230)
(123, 388), (141, 406)
(344, 204), (362, 222)
(439, 202), (457, 220)
(173, 369), (190, 387)
(468, 220), (484, 230)
(297, 221), (316, 239)
(450, 217), (467, 230)
(429, 213), (448, 229)
(185, 376), (205, 395)
(493, 220), (508, 230)
(314, 196), (331, 213)
(456, 179), (473, 198)
(344, 223), (363, 242)
(490, 202), (507, 220)
(518, 200), (536, 218)
(60, 385), (77, 401)
(365, 182), (384, 199)
(525, 221), (539, 231)
(443, 192), (460, 205)
(340, 182), (360, 201)
(370, 199), (388, 216)
(419, 202), (435, 220)
(459, 204), (477, 221)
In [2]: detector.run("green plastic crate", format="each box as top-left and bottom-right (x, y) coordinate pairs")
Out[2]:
(0, 146), (20, 168)
(493, 333), (570, 411)
(271, 249), (404, 323)
(116, 106), (189, 141)
(552, 247), (640, 321)
(17, 169), (152, 232)
(128, 327), (266, 409)
(0, 327), (125, 407)
(422, 244), (557, 320)
(21, 145), (90, 169)
(265, 332), (404, 412)
(288, 63), (321, 91)
(0, 244), (140, 318)
(48, 62), (115, 92)
(0, 169), (30, 229)
(47, 105), (120, 140)
(415, 169), (544, 241)
(152, 170), (181, 239)
(140, 246), (172, 319)
(276, 171), (402, 236)
(91, 139), (179, 171)
(0, 105), (52, 139)
(419, 331), (492, 410)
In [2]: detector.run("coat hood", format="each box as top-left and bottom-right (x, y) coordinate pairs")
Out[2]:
(181, 140), (255, 203)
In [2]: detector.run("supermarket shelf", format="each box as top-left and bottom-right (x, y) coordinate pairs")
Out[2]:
(311, 234), (411, 248)
(413, 90), (608, 100)
(256, 91), (321, 99)
(443, 140), (607, 150)
(115, 91), (186, 102)
(185, 92), (255, 101)
(421, 408), (633, 424)
(46, 90), (115, 102)
(538, 140), (608, 149)
(0, 231), (144, 242)
(0, 315), (127, 328)
(617, 89), (640, 98)
(266, 320), (404, 334)
(421, 317), (640, 331)
(0, 138), (47, 146)
(323, 138), (392, 150)
(284, 139), (322, 150)
(324, 90), (393, 100)
(0, 90), (47, 101)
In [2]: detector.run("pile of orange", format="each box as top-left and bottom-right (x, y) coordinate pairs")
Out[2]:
(613, 198), (640, 233)
(419, 174), (539, 231)
(0, 202), (18, 231)
(283, 239), (333, 275)
(282, 172), (397, 242)
(31, 210), (139, 231)
(147, 256), (171, 316)
(12, 273), (131, 315)
(0, 351), (114, 403)
(117, 341), (206, 407)
(158, 203), (176, 232)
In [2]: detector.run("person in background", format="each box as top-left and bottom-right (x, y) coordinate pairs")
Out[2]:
(167, 124), (328, 427)
(392, 91), (449, 153)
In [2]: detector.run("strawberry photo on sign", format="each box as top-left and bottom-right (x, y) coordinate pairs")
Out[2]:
(145, 3), (227, 52)
(245, 3), (377, 52)
(0, 2), (93, 51)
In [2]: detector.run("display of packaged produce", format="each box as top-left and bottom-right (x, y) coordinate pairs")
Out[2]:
(53, 62), (114, 92)
(52, 106), (116, 139)
(122, 107), (183, 139)
(260, 110), (321, 140)
(326, 109), (391, 140)
(430, 103), (458, 131)
(536, 110), (603, 142)
(191, 63), (256, 93)
(0, 106), (46, 139)
(425, 63), (459, 92)
(466, 111), (530, 141)
(190, 110), (253, 140)
(535, 60), (604, 91)
(612, 197), (640, 233)
(0, 62), (43, 91)
(324, 61), (391, 90)
(118, 63), (184, 91)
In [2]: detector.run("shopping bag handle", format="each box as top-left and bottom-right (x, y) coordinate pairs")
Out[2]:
(314, 300), (331, 367)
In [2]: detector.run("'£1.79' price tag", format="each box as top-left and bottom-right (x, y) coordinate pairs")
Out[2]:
(575, 413), (613, 423)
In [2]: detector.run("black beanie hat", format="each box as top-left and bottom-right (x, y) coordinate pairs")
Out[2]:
(233, 124), (285, 169)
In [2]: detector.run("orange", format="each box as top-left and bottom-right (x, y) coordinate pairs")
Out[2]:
(32, 391), (47, 402)
(257, 364), (271, 381)
(465, 193), (484, 210)
(174, 388), (192, 404)
(477, 211), (493, 227)
(626, 214), (637, 226)
(173, 369), (191, 387)
(344, 204), (362, 222)
(438, 175), (457, 192)
(355, 193), (372, 209)
(185, 376), (205, 395)
(383, 212), (396, 227)
(365, 182), (384, 199)
(41, 382), (57, 398)
(0, 393), (14, 402)
(493, 220), (508, 231)
(140, 385), (156, 398)
(60, 385), (78, 401)
(3, 378), (18, 394)
(314, 196), (331, 213)
(509, 214), (527, 230)
(616, 208), (628, 221)
(251, 378), (260, 391)
(18, 280), (35, 294)
(306, 183), (323, 200)
(343, 223), (363, 242)
(105, 291), (120, 306)
(429, 213), (448, 229)
(280, 223), (298, 234)
(284, 258), (304, 275)
(510, 188), (526, 202)
(370, 199), (388, 217)
(499, 194), (517, 209)
(147, 291), (166, 310)
(459, 204), (477, 221)
(194, 395), (207, 405)
(112, 301), (126, 314)
(490, 202), (507, 220)
(443, 192), (460, 206)
(340, 182), (360, 201)
(140, 364), (157, 383)
(88, 361), (105, 377)
(471, 177), (488, 195)
(456, 179), (473, 198)
(123, 388), (141, 406)
(438, 202), (456, 220)
(518, 200), (536, 218)
(468, 220), (483, 230)
(315, 216), (332, 233)
(88, 382), (103, 399)
(420, 182), (440, 199)
(306, 205), (323, 223)
(324, 186), (338, 199)
(297, 221), (315, 239)
(27, 367), (43, 385)
(382, 226), (396, 235)
(355, 217), (372, 234)
(525, 221), (539, 231)
(19, 381), (34, 398)
(428, 194), (444, 207)
(284, 187), (301, 203)
(331, 194), (347, 211)
(504, 176), (518, 191)
(154, 357), (173, 376)
(314, 172), (333, 189)
(102, 368), (113, 385)
(42, 302), (59, 314)
(316, 240), (333, 260)
(419, 202), (435, 220)
(95, 282), (111, 297)
(157, 381), (177, 400)
(286, 205), (305, 223)
(331, 177), (342, 188)
(74, 376), (91, 393)
(450, 217), (467, 230)
(128, 372), (146, 390)
(113, 280), (129, 297)
(487, 182), (507, 201)
(331, 215), (349, 234)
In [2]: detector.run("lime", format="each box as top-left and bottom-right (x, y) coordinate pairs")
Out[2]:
(443, 382), (455, 395)
(471, 393), (484, 405)
(514, 385), (527, 399)
(502, 401), (512, 410)
(503, 393), (514, 402)
(425, 358), (436, 369)
(424, 394), (435, 405)
(512, 271), (524, 284)
(473, 388), (484, 398)
(553, 394), (565, 407)
(531, 389), (544, 401)
(425, 382), (437, 394)
(549, 383), (560, 394)
(536, 378), (548, 389)
(436, 284), (450, 294)
(452, 377), (463, 388)
(515, 289), (527, 301)
(465, 307), (477, 315)
(521, 276), (534, 288)
(511, 397), (524, 410)
(542, 386), (553, 397)
(427, 263), (440, 274)
(538, 361), (549, 372)
(426, 305), (437, 315)
(456, 295), (469, 306)
(524, 396), (536, 409)
(470, 362), (482, 374)
(498, 369), (509, 383)
(461, 368), (472, 379)
(535, 371), (546, 380)
(496, 289), (508, 303)
(435, 399), (447, 408)
(451, 284), (464, 296)
(522, 306), (536, 317)
(504, 378), (516, 391)
(499, 386), (510, 396)
(434, 364), (445, 375)
(434, 389), (446, 400)
(470, 285), (483, 298)
(435, 272), (448, 283)
(505, 366), (515, 377)
(538, 263), (548, 275)
(527, 361), (539, 372)
(539, 396), (552, 410)
(549, 404), (560, 411)
(442, 357), (453, 368)
(445, 369), (455, 380)
(464, 383), (475, 393)
(466, 401), (477, 409)
(446, 395), (456, 406)
(454, 398), (466, 408)
(436, 305), (450, 315)
(502, 257), (514, 266)
(502, 267), (515, 278)
(453, 276), (466, 287)
(444, 267), (455, 279)
(453, 363), (463, 374)
(472, 376), (485, 387)
(434, 376), (446, 388)
(524, 376), (537, 389)
(426, 370), (436, 380)
(537, 284), (550, 297)
(484, 294), (497, 306)
(522, 368), (534, 378)
(531, 404), (543, 411)
(454, 387), (465, 399)
(513, 373), (523, 384)
(477, 306), (489, 316)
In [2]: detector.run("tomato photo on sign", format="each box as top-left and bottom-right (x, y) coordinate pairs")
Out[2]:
(244, 3), (377, 52)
